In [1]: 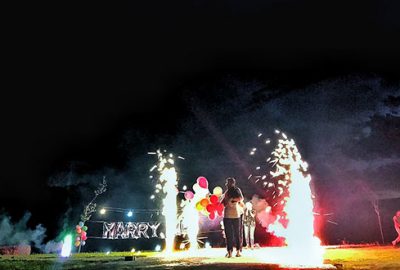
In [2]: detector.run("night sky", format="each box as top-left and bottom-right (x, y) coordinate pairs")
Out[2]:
(1, 1), (399, 249)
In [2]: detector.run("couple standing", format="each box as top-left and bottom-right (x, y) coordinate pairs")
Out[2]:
(222, 177), (255, 258)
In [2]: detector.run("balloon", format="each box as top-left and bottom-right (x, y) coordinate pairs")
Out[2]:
(217, 203), (224, 216)
(209, 211), (216, 220)
(76, 236), (81, 241)
(206, 204), (215, 213)
(197, 176), (208, 189)
(193, 183), (201, 193)
(81, 235), (87, 241)
(81, 231), (87, 237)
(76, 228), (82, 234)
(210, 195), (219, 204)
(75, 241), (81, 247)
(82, 226), (88, 232)
(195, 201), (204, 211)
(184, 191), (194, 200)
(78, 221), (84, 227)
(76, 225), (81, 230)
(213, 186), (223, 196)
(81, 241), (86, 246)
(200, 198), (210, 207)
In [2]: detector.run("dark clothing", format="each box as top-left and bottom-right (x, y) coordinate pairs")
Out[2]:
(223, 218), (242, 252)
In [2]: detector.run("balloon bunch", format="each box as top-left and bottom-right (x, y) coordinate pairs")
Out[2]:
(184, 176), (225, 220)
(75, 221), (88, 247)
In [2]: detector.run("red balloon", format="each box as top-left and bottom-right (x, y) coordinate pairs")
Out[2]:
(210, 195), (218, 204)
(209, 211), (216, 220)
(81, 231), (87, 237)
(206, 204), (215, 213)
(81, 235), (87, 241)
(76, 228), (82, 234)
(197, 176), (208, 189)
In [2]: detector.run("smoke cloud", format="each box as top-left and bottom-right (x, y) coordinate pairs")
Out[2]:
(0, 212), (46, 249)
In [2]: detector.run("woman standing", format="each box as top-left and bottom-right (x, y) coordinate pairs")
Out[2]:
(243, 201), (256, 249)
(222, 177), (244, 258)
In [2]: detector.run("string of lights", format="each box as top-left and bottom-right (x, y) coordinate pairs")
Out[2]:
(98, 207), (161, 216)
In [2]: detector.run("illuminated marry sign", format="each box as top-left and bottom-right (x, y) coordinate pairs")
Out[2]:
(102, 222), (161, 239)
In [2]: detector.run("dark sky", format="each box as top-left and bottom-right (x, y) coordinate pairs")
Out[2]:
(1, 1), (400, 246)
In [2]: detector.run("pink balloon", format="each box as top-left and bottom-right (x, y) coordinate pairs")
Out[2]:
(197, 176), (208, 189)
(81, 231), (87, 237)
(81, 235), (87, 241)
(184, 191), (194, 200)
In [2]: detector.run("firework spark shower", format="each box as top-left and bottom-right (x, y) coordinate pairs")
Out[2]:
(151, 150), (179, 253)
(249, 132), (325, 267)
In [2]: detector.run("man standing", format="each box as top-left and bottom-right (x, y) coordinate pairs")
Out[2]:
(222, 177), (244, 258)
(392, 210), (400, 246)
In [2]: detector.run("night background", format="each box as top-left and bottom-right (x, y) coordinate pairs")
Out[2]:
(1, 1), (399, 252)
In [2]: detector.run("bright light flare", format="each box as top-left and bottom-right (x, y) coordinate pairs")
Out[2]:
(155, 244), (162, 252)
(60, 234), (72, 257)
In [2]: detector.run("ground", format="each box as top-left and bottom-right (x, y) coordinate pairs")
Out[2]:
(0, 246), (398, 270)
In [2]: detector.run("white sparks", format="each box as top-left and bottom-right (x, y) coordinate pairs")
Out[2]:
(152, 150), (179, 253)
(266, 133), (324, 266)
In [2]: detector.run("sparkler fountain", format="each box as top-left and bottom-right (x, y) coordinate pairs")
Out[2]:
(151, 150), (179, 254)
(255, 131), (325, 267)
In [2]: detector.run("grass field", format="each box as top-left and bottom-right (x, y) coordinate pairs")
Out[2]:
(0, 246), (398, 270)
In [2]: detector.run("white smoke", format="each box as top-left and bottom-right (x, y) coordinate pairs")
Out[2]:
(0, 212), (46, 249)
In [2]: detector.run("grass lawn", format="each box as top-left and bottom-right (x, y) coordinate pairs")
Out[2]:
(0, 246), (398, 270)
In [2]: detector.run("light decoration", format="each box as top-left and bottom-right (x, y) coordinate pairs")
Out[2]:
(150, 150), (179, 253)
(260, 132), (325, 266)
(100, 208), (106, 215)
(127, 211), (133, 217)
(60, 234), (72, 257)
